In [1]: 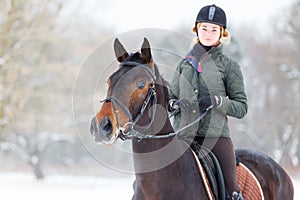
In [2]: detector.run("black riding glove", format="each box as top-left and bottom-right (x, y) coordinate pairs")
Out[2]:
(198, 95), (221, 113)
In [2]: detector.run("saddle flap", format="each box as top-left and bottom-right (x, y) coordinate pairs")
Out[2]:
(190, 146), (264, 200)
(190, 148), (216, 200)
(190, 147), (226, 200)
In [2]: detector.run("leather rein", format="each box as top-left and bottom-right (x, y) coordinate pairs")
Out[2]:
(100, 61), (210, 143)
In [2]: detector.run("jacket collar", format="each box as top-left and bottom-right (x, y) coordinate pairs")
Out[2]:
(184, 43), (223, 71)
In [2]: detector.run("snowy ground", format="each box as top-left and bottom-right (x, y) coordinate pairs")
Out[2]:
(0, 173), (135, 200)
(0, 173), (299, 200)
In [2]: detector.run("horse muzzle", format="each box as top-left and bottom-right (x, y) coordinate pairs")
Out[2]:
(90, 116), (115, 145)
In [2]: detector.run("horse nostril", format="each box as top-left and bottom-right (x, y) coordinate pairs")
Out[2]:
(100, 116), (113, 137)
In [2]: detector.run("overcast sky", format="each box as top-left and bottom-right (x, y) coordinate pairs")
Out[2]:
(73, 0), (294, 33)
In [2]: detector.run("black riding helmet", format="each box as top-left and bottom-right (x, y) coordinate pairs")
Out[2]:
(195, 4), (227, 29)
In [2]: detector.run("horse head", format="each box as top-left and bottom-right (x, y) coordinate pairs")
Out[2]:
(90, 38), (161, 144)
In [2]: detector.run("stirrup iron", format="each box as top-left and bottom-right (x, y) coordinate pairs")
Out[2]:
(231, 191), (243, 200)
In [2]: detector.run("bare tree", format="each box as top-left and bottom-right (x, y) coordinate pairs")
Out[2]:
(0, 0), (63, 128)
(229, 0), (300, 168)
(0, 132), (75, 179)
(270, 0), (300, 166)
(0, 0), (118, 177)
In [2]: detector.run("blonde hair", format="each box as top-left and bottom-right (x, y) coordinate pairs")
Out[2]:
(192, 23), (231, 45)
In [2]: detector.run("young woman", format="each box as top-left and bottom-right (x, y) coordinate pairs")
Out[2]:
(169, 4), (247, 200)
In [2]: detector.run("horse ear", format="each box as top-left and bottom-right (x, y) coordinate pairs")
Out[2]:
(114, 38), (129, 62)
(141, 37), (153, 65)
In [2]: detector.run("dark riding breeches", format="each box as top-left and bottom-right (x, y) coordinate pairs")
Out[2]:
(193, 137), (240, 197)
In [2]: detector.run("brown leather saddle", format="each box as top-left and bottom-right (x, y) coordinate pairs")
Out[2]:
(191, 147), (264, 200)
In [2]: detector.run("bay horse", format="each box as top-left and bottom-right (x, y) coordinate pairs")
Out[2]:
(90, 38), (294, 200)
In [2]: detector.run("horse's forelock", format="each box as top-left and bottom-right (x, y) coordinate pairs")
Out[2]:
(125, 52), (143, 63)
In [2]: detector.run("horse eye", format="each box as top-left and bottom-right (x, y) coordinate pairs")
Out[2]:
(137, 81), (146, 89)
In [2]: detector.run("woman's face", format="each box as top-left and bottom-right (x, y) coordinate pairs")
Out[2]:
(197, 22), (221, 46)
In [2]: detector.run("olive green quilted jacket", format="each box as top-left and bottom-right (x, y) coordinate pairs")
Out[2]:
(169, 44), (247, 139)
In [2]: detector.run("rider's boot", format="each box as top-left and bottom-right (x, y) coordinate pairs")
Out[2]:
(231, 191), (243, 200)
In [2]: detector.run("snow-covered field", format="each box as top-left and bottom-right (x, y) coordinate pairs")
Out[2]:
(0, 173), (299, 199)
(0, 173), (135, 200)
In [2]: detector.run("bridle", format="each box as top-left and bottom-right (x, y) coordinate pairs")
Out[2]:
(100, 61), (211, 144)
(100, 61), (158, 143)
